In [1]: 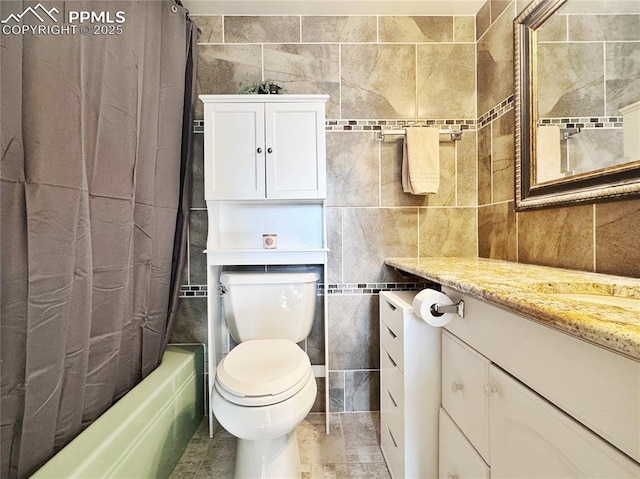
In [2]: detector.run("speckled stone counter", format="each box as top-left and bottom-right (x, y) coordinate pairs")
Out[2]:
(385, 257), (640, 361)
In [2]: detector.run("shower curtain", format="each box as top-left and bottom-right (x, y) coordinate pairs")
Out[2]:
(0, 1), (197, 477)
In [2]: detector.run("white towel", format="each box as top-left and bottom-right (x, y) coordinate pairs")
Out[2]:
(402, 127), (440, 195)
(535, 125), (562, 183)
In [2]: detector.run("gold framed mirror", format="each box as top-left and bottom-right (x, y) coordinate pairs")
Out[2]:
(514, 0), (640, 210)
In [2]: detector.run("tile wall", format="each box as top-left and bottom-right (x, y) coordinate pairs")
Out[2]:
(172, 0), (640, 415)
(174, 12), (478, 413)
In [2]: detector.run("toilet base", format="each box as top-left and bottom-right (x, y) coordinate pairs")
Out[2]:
(234, 430), (300, 479)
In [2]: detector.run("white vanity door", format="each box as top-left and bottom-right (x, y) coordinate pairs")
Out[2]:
(489, 365), (640, 478)
(441, 330), (490, 462)
(439, 408), (490, 479)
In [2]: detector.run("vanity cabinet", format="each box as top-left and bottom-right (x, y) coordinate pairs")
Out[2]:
(439, 287), (640, 478)
(201, 95), (327, 201)
(379, 291), (441, 479)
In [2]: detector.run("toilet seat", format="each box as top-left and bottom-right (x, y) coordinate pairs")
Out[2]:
(215, 339), (312, 407)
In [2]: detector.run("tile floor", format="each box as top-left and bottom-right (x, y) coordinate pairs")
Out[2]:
(170, 412), (392, 479)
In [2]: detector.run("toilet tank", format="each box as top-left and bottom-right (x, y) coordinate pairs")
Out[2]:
(220, 271), (320, 343)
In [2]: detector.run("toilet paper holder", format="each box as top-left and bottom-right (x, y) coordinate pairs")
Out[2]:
(430, 300), (465, 319)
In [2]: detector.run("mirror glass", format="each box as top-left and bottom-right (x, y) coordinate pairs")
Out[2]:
(515, 0), (640, 209)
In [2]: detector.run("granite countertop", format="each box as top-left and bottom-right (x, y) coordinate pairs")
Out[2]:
(385, 257), (640, 362)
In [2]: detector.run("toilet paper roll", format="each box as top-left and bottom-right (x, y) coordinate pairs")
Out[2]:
(412, 288), (456, 327)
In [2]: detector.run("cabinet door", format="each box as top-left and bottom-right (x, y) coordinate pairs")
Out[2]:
(204, 102), (265, 200)
(439, 408), (490, 479)
(489, 365), (640, 478)
(442, 331), (490, 462)
(265, 102), (326, 199)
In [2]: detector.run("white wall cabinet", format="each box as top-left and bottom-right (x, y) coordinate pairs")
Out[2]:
(439, 287), (640, 478)
(201, 95), (327, 201)
(379, 291), (441, 479)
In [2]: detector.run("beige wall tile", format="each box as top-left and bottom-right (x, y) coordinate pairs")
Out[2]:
(457, 131), (478, 207)
(326, 132), (380, 207)
(492, 110), (514, 203)
(476, 0), (491, 40)
(341, 44), (416, 119)
(517, 205), (594, 271)
(595, 198), (640, 277)
(490, 0), (511, 23)
(342, 208), (419, 282)
(196, 44), (262, 117)
(419, 207), (478, 257)
(478, 202), (517, 260)
(192, 15), (223, 43)
(328, 295), (379, 370)
(477, 9), (513, 115)
(301, 16), (376, 43)
(454, 16), (476, 43)
(417, 44), (476, 119)
(477, 124), (492, 205)
(378, 16), (453, 43)
(327, 208), (343, 283)
(224, 16), (300, 43)
(263, 44), (341, 118)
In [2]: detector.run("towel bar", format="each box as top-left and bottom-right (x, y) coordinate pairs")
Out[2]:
(375, 129), (463, 142)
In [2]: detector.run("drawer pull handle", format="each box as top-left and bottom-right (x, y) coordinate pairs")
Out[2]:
(387, 352), (397, 368)
(388, 390), (398, 407)
(451, 381), (464, 393)
(484, 383), (498, 396)
(385, 300), (397, 311)
(387, 425), (398, 448)
(386, 325), (397, 339)
(447, 474), (459, 479)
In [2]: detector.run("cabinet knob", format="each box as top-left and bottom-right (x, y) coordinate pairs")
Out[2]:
(257, 147), (263, 153)
(451, 381), (464, 393)
(484, 383), (498, 396)
(267, 147), (273, 154)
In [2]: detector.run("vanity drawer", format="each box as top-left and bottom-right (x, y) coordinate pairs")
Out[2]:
(442, 330), (490, 462)
(439, 408), (490, 479)
(380, 348), (404, 416)
(380, 319), (404, 372)
(381, 416), (404, 479)
(380, 295), (404, 341)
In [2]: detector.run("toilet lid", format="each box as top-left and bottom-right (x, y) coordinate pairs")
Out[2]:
(216, 339), (311, 399)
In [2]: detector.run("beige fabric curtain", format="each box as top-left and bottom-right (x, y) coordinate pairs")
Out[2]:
(0, 1), (197, 477)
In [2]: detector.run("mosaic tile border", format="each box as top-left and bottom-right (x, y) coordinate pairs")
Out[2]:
(325, 118), (477, 133)
(327, 281), (436, 295)
(179, 285), (208, 298)
(179, 282), (436, 297)
(478, 95), (514, 128)
(538, 117), (623, 130)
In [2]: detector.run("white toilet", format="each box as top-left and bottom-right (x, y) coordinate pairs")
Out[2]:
(212, 271), (320, 479)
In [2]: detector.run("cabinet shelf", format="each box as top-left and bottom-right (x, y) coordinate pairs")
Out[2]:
(206, 248), (328, 266)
